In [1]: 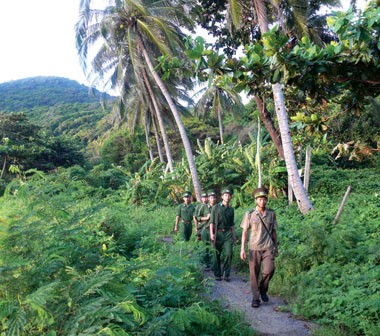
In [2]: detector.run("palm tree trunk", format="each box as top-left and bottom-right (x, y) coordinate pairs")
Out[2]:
(252, 0), (313, 214)
(256, 116), (262, 187)
(140, 40), (202, 201)
(142, 68), (174, 171)
(217, 101), (224, 144)
(1, 156), (7, 179)
(272, 84), (312, 213)
(152, 115), (165, 163)
(254, 95), (284, 159)
(144, 113), (154, 161)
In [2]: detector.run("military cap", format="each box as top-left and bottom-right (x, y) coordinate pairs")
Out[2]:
(201, 192), (208, 198)
(253, 187), (269, 199)
(182, 191), (191, 198)
(221, 188), (233, 195)
(208, 190), (217, 197)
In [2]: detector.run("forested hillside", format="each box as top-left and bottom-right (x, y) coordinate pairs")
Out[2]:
(0, 76), (113, 111)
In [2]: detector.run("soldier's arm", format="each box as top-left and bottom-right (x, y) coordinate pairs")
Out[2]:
(209, 207), (216, 242)
(240, 226), (248, 260)
(240, 212), (250, 260)
(174, 215), (180, 232)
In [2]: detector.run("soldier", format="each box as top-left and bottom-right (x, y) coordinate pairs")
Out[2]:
(210, 189), (236, 281)
(194, 192), (209, 241)
(198, 190), (217, 270)
(174, 191), (196, 241)
(240, 187), (279, 308)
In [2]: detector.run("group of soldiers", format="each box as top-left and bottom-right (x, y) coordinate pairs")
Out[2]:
(174, 187), (279, 308)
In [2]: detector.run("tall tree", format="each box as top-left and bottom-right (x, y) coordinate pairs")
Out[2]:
(194, 75), (243, 144)
(252, 0), (313, 213)
(224, 0), (314, 213)
(76, 0), (202, 199)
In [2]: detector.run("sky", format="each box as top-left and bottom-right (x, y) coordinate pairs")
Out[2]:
(0, 0), (369, 92)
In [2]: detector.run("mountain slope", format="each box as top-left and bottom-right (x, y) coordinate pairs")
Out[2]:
(0, 76), (114, 111)
(0, 76), (116, 145)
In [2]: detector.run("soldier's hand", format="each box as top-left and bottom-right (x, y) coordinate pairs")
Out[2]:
(240, 250), (246, 261)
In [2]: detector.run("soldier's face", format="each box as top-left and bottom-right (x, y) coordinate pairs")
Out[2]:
(183, 196), (191, 204)
(221, 193), (232, 203)
(209, 195), (217, 205)
(256, 197), (267, 208)
(201, 196), (208, 204)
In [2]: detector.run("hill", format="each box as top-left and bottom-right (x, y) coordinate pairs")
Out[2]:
(0, 76), (114, 112)
(0, 77), (115, 142)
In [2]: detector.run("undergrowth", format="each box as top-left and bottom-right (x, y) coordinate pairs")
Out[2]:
(0, 171), (254, 335)
(0, 164), (379, 335)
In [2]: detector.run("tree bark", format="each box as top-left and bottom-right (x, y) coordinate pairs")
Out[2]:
(144, 113), (154, 161)
(140, 40), (202, 201)
(151, 116), (165, 164)
(333, 186), (352, 225)
(303, 145), (311, 193)
(217, 98), (224, 144)
(256, 116), (262, 187)
(254, 96), (284, 159)
(272, 84), (312, 213)
(1, 156), (7, 179)
(142, 68), (174, 172)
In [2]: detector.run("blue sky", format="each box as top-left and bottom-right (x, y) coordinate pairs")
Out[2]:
(0, 0), (368, 91)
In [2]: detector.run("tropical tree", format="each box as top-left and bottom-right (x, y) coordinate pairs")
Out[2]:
(199, 0), (316, 212)
(246, 0), (313, 213)
(76, 0), (203, 200)
(194, 69), (244, 144)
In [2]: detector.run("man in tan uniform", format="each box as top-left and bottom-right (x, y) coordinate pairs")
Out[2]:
(240, 187), (278, 308)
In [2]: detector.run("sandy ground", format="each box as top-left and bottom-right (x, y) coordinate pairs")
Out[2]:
(205, 270), (317, 336)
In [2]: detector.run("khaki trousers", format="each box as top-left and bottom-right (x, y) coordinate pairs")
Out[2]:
(248, 249), (275, 300)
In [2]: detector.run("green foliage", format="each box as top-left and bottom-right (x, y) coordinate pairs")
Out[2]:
(0, 113), (84, 180)
(269, 167), (380, 335)
(100, 129), (149, 172)
(0, 171), (254, 335)
(0, 77), (113, 112)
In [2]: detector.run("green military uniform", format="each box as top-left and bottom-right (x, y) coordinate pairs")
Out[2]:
(176, 202), (195, 241)
(195, 201), (213, 268)
(195, 202), (209, 236)
(210, 197), (235, 278)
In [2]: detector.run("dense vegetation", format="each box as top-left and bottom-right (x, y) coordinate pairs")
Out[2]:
(0, 170), (255, 335)
(0, 77), (113, 111)
(1, 1), (380, 335)
(0, 161), (378, 335)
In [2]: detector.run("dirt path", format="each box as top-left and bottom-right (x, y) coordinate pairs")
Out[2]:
(205, 270), (317, 336)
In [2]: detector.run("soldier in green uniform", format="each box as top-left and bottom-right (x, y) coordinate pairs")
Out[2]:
(194, 192), (209, 241)
(210, 189), (236, 281)
(196, 190), (216, 271)
(174, 191), (196, 241)
(240, 187), (278, 308)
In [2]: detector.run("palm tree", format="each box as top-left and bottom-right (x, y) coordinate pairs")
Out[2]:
(194, 75), (243, 144)
(76, 0), (202, 199)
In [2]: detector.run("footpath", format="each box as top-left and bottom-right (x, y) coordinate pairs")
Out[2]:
(205, 270), (317, 336)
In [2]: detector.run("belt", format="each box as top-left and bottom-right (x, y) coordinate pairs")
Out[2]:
(182, 220), (191, 224)
(217, 228), (231, 232)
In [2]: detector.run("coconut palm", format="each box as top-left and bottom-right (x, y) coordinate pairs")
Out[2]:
(194, 74), (244, 144)
(76, 0), (202, 199)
